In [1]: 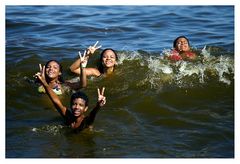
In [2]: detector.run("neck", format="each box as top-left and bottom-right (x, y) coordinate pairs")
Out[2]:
(47, 78), (60, 87)
(104, 67), (114, 75)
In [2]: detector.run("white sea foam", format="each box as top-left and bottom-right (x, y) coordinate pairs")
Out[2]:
(118, 47), (234, 89)
(31, 125), (65, 135)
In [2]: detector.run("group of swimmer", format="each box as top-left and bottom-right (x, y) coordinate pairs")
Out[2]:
(34, 35), (197, 132)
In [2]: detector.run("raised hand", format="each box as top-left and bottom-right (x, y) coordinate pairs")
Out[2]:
(97, 87), (106, 107)
(34, 64), (47, 85)
(79, 50), (89, 68)
(87, 41), (102, 55)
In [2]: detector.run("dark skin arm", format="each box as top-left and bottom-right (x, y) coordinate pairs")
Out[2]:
(35, 66), (106, 130)
(35, 65), (67, 118)
(85, 87), (106, 126)
(69, 41), (102, 74)
(79, 50), (88, 88)
(69, 87), (106, 130)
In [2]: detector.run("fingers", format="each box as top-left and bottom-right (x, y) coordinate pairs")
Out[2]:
(97, 88), (100, 96)
(79, 50), (88, 68)
(79, 50), (87, 58)
(78, 51), (82, 58)
(83, 50), (87, 57)
(96, 45), (102, 49)
(39, 64), (42, 72)
(92, 41), (102, 49)
(79, 51), (84, 60)
(100, 97), (106, 106)
(97, 87), (106, 106)
(101, 87), (105, 96)
(34, 72), (41, 78)
(35, 64), (44, 76)
(42, 65), (45, 74)
(34, 66), (45, 78)
(97, 87), (105, 96)
(93, 41), (99, 47)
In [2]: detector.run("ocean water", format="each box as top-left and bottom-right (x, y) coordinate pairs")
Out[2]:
(6, 6), (234, 158)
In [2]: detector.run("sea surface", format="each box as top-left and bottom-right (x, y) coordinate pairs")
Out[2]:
(6, 6), (234, 158)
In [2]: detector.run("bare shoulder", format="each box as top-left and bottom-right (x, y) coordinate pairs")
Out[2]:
(85, 68), (101, 77)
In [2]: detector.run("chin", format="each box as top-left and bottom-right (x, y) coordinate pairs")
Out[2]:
(106, 64), (114, 68)
(74, 113), (81, 117)
(47, 75), (58, 79)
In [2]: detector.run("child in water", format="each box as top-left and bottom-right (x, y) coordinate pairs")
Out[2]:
(35, 60), (83, 95)
(167, 36), (197, 61)
(70, 41), (118, 88)
(35, 65), (106, 132)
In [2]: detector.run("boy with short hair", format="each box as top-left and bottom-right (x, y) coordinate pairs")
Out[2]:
(35, 65), (106, 132)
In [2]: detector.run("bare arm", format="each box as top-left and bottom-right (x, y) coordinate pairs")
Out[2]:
(86, 87), (106, 126)
(65, 67), (101, 91)
(79, 51), (88, 88)
(69, 58), (81, 75)
(69, 41), (102, 75)
(71, 50), (101, 89)
(35, 65), (67, 117)
(66, 50), (92, 90)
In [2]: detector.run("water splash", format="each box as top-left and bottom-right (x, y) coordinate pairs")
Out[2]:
(117, 47), (234, 90)
(31, 124), (65, 135)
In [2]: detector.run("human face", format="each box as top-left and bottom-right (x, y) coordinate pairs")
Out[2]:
(45, 61), (61, 80)
(71, 98), (88, 117)
(102, 50), (117, 68)
(175, 38), (190, 52)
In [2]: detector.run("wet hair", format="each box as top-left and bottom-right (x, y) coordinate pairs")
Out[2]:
(97, 48), (118, 74)
(70, 91), (89, 107)
(45, 60), (64, 83)
(173, 36), (190, 48)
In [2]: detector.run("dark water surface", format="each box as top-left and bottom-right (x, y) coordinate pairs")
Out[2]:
(6, 6), (234, 158)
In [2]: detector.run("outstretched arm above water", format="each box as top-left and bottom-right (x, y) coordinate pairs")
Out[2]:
(35, 65), (67, 118)
(69, 41), (102, 74)
(79, 50), (88, 88)
(85, 87), (106, 126)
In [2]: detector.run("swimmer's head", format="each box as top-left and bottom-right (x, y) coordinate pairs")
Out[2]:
(173, 36), (191, 52)
(45, 60), (64, 83)
(98, 48), (118, 73)
(70, 91), (89, 116)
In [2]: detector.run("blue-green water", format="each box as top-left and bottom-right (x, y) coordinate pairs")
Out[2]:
(6, 6), (234, 158)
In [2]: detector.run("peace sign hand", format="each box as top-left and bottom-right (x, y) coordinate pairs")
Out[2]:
(97, 87), (106, 107)
(34, 64), (47, 85)
(87, 41), (102, 55)
(78, 50), (89, 68)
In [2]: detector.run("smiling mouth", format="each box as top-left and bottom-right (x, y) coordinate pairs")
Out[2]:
(105, 60), (113, 65)
(73, 109), (81, 115)
(47, 71), (55, 75)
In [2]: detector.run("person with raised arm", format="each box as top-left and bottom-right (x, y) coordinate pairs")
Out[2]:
(35, 65), (106, 132)
(70, 41), (118, 88)
(35, 59), (84, 95)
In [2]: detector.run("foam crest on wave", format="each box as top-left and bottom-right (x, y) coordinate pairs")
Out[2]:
(117, 47), (234, 89)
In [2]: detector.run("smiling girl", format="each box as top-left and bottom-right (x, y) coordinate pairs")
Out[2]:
(70, 46), (118, 88)
(35, 64), (106, 132)
(168, 36), (197, 61)
(36, 60), (82, 95)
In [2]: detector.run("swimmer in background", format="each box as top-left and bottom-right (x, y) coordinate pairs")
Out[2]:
(35, 65), (106, 132)
(167, 36), (197, 61)
(35, 60), (82, 95)
(70, 41), (118, 88)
